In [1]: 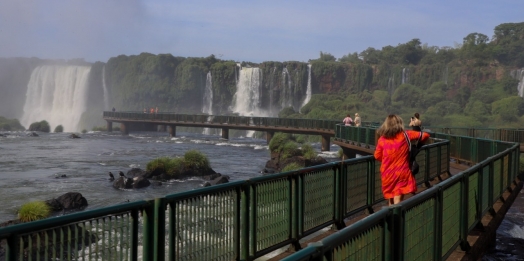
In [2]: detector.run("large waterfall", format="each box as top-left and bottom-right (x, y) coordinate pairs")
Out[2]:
(20, 65), (91, 132)
(231, 67), (267, 116)
(300, 64), (312, 111)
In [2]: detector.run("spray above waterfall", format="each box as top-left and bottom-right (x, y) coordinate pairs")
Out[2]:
(20, 65), (91, 132)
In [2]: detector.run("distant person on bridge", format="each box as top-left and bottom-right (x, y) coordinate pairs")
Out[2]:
(354, 113), (361, 127)
(409, 112), (422, 131)
(343, 114), (353, 126)
(374, 114), (430, 206)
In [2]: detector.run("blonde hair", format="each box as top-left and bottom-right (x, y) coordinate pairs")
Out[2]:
(376, 114), (404, 138)
(355, 113), (359, 117)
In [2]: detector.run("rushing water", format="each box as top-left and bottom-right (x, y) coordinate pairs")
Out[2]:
(0, 130), (337, 223)
(483, 189), (524, 260)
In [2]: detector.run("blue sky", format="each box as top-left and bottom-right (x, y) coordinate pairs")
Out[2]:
(1, 0), (522, 63)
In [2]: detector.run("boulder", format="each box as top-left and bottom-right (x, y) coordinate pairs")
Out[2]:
(27, 132), (39, 137)
(69, 134), (81, 138)
(132, 176), (151, 189)
(112, 176), (134, 189)
(264, 151), (328, 173)
(127, 168), (147, 178)
(45, 192), (88, 212)
(203, 175), (230, 187)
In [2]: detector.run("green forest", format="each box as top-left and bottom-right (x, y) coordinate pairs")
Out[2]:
(100, 22), (524, 129)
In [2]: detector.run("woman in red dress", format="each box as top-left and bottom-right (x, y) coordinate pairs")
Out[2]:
(374, 115), (430, 205)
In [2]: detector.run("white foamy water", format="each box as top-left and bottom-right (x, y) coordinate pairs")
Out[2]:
(20, 65), (91, 132)
(102, 65), (109, 110)
(300, 64), (312, 111)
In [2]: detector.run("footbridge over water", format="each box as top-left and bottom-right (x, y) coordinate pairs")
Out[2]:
(0, 113), (522, 261)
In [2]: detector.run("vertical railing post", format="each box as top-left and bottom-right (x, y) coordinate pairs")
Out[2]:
(241, 183), (250, 261)
(459, 174), (471, 251)
(5, 235), (17, 261)
(367, 159), (376, 214)
(131, 209), (140, 261)
(153, 198), (165, 261)
(142, 202), (155, 261)
(434, 186), (443, 260)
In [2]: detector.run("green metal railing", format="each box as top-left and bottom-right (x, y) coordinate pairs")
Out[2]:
(282, 127), (520, 261)
(0, 120), (518, 261)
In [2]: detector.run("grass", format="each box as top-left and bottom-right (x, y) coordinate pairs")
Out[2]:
(281, 162), (302, 172)
(147, 150), (211, 178)
(18, 201), (51, 222)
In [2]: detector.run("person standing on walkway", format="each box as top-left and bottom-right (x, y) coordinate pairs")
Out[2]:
(354, 113), (361, 127)
(374, 114), (430, 205)
(409, 112), (422, 131)
(343, 114), (353, 126)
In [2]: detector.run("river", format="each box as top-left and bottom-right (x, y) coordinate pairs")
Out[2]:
(0, 129), (337, 223)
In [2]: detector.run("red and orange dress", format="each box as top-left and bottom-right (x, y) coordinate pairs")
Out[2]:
(374, 131), (430, 199)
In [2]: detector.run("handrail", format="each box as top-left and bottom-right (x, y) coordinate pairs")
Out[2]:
(0, 118), (519, 261)
(282, 128), (520, 261)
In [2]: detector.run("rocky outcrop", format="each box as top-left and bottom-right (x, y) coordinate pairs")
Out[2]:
(69, 133), (81, 138)
(45, 192), (88, 212)
(265, 152), (328, 173)
(203, 175), (230, 187)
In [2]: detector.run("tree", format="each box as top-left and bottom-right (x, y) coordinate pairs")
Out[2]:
(318, 52), (336, 62)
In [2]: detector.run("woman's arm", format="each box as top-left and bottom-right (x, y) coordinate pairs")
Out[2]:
(374, 138), (384, 161)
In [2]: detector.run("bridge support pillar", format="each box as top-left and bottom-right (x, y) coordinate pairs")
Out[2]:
(321, 135), (330, 151)
(168, 125), (176, 137)
(106, 121), (112, 132)
(266, 131), (274, 144)
(341, 147), (357, 160)
(120, 123), (129, 135)
(221, 128), (229, 140)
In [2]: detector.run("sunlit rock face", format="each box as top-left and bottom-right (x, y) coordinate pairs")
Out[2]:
(20, 65), (91, 132)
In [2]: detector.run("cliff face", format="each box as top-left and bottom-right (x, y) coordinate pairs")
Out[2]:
(0, 55), (520, 130)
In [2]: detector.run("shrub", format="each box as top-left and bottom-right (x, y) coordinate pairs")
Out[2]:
(281, 141), (299, 160)
(28, 120), (50, 132)
(183, 150), (210, 169)
(269, 133), (292, 153)
(54, 125), (64, 133)
(146, 157), (172, 173)
(165, 157), (185, 176)
(92, 126), (107, 131)
(18, 201), (51, 222)
(301, 144), (317, 160)
(281, 162), (302, 173)
(338, 148), (344, 159)
(81, 129), (87, 134)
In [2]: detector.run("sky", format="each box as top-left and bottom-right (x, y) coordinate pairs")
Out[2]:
(1, 0), (523, 64)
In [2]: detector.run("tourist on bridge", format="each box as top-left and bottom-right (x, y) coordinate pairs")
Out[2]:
(374, 115), (430, 206)
(409, 112), (422, 131)
(354, 113), (361, 127)
(343, 114), (353, 126)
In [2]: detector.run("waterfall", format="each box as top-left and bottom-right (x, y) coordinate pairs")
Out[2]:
(102, 65), (109, 110)
(231, 67), (266, 116)
(202, 72), (214, 135)
(299, 64), (312, 112)
(281, 68), (293, 110)
(20, 65), (91, 132)
(401, 68), (409, 84)
(512, 69), (524, 98)
(230, 67), (267, 137)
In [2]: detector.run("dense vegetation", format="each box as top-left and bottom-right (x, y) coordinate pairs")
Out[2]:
(146, 150), (212, 178)
(28, 120), (50, 132)
(0, 116), (24, 131)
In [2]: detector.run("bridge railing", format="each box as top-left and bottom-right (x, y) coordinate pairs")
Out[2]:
(103, 111), (379, 132)
(282, 129), (520, 261)
(425, 126), (524, 143)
